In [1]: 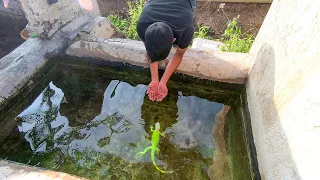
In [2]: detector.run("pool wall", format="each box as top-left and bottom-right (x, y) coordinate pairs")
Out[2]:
(245, 0), (320, 179)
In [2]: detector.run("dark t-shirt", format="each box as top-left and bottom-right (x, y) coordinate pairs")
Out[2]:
(137, 0), (194, 49)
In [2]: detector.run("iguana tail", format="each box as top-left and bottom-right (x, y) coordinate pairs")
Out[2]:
(151, 150), (174, 174)
(151, 153), (166, 173)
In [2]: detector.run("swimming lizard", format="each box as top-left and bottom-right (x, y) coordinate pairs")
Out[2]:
(137, 122), (173, 173)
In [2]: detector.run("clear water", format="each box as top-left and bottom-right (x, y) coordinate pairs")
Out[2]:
(0, 61), (232, 180)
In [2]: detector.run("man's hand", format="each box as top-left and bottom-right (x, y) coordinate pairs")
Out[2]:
(147, 81), (159, 101)
(156, 47), (187, 102)
(157, 82), (168, 102)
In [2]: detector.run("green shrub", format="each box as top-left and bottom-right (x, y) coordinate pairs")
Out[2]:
(108, 15), (128, 32)
(193, 25), (212, 40)
(218, 3), (254, 53)
(220, 18), (254, 53)
(108, 0), (145, 40)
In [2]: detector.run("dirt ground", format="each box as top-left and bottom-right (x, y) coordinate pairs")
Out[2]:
(97, 0), (129, 17)
(195, 2), (270, 38)
(98, 0), (271, 38)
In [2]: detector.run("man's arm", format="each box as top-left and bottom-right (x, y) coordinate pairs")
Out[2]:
(147, 58), (159, 101)
(150, 61), (159, 82)
(144, 42), (160, 82)
(157, 47), (188, 101)
(160, 47), (188, 84)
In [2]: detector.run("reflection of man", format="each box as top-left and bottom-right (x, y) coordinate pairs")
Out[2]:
(3, 0), (9, 8)
(137, 0), (196, 102)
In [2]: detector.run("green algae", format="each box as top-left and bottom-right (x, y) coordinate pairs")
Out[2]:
(225, 98), (255, 180)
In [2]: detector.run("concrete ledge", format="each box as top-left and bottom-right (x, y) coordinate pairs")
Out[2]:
(191, 38), (224, 51)
(0, 160), (85, 180)
(66, 39), (250, 84)
(0, 37), (66, 118)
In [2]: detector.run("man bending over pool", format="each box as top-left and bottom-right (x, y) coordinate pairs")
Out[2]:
(137, 0), (196, 102)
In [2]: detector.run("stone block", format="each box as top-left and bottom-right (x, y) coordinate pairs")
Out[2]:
(20, 0), (100, 38)
(79, 16), (124, 39)
(66, 39), (250, 84)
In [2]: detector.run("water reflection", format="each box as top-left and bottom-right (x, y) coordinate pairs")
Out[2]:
(17, 79), (222, 172)
(18, 82), (64, 152)
(18, 80), (149, 168)
(164, 91), (223, 159)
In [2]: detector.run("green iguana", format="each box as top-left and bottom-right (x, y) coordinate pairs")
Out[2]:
(137, 122), (173, 173)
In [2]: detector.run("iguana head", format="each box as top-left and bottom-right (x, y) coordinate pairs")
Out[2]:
(155, 122), (160, 131)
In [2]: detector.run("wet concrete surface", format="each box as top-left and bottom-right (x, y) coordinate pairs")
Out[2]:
(0, 15), (27, 59)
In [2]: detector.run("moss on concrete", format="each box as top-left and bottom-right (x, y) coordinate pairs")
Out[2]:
(224, 98), (256, 180)
(208, 106), (231, 180)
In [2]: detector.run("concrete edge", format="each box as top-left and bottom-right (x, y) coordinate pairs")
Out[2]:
(0, 160), (86, 180)
(66, 38), (251, 84)
(0, 37), (67, 119)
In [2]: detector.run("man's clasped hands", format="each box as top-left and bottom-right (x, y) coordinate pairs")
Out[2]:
(146, 81), (168, 102)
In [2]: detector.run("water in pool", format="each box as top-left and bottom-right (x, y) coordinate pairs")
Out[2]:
(0, 61), (229, 179)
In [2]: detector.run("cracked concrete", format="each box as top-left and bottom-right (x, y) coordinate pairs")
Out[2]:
(19, 0), (100, 38)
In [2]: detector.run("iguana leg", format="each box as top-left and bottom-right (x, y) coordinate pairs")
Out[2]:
(137, 146), (152, 156)
(160, 132), (165, 137)
(155, 147), (160, 155)
(150, 125), (154, 132)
